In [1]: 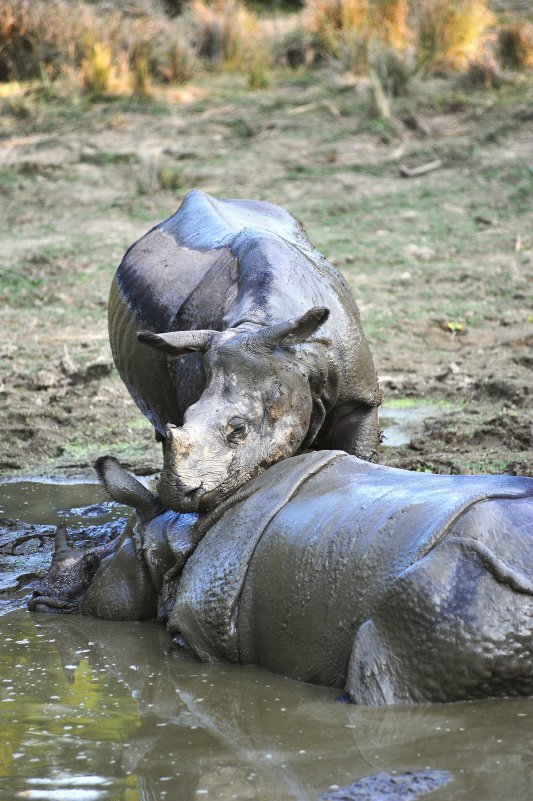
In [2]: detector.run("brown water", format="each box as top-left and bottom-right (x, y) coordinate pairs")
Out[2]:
(1, 605), (532, 801)
(0, 479), (125, 526)
(1, 479), (532, 801)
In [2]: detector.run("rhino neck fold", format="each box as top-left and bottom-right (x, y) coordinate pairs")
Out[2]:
(166, 451), (345, 662)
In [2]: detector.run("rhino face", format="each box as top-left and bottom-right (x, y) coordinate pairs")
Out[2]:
(28, 523), (120, 615)
(28, 459), (165, 619)
(139, 307), (330, 512)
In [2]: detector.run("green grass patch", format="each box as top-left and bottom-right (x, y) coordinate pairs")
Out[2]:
(383, 397), (456, 410)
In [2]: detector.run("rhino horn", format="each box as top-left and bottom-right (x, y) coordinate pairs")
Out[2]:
(165, 424), (193, 462)
(253, 306), (330, 349)
(137, 329), (215, 357)
(54, 522), (72, 560)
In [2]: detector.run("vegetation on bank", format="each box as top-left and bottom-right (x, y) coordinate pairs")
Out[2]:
(0, 0), (532, 103)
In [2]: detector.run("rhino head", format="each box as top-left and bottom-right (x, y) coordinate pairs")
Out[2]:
(28, 458), (164, 619)
(139, 306), (331, 512)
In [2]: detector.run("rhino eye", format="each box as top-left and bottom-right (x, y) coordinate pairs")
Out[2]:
(226, 417), (249, 444)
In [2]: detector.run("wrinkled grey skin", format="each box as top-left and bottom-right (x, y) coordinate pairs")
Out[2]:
(29, 455), (533, 705)
(110, 190), (382, 511)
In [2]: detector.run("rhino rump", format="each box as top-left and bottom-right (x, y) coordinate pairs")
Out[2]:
(347, 495), (533, 704)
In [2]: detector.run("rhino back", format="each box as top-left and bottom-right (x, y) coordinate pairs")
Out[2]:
(165, 452), (531, 685)
(237, 458), (533, 688)
(110, 240), (236, 432)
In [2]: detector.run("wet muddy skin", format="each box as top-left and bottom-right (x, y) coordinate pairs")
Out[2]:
(1, 465), (532, 800)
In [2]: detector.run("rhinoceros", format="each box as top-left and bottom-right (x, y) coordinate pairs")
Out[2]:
(29, 454), (533, 705)
(110, 190), (382, 511)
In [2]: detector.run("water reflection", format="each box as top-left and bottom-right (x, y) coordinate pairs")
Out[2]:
(1, 606), (532, 801)
(0, 479), (124, 527)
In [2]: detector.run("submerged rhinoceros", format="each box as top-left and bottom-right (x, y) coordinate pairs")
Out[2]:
(110, 190), (382, 511)
(29, 454), (533, 705)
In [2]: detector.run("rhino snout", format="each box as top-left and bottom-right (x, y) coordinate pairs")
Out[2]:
(158, 472), (206, 511)
(28, 589), (78, 614)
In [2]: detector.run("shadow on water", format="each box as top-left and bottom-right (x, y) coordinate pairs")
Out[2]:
(0, 462), (532, 801)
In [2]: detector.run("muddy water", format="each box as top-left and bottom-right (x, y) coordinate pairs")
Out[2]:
(0, 479), (125, 527)
(379, 402), (444, 448)
(1, 606), (532, 801)
(1, 475), (532, 801)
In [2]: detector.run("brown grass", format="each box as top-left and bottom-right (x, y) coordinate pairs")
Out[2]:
(303, 0), (368, 55)
(186, 0), (259, 70)
(369, 0), (409, 50)
(81, 36), (113, 95)
(1, 0), (528, 98)
(303, 0), (410, 59)
(0, 0), (85, 81)
(497, 21), (533, 70)
(415, 0), (496, 72)
(157, 29), (198, 84)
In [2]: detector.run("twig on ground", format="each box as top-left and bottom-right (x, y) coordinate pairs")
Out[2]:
(399, 158), (443, 178)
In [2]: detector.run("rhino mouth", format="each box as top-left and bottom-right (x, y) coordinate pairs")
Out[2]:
(158, 478), (209, 512)
(27, 593), (79, 614)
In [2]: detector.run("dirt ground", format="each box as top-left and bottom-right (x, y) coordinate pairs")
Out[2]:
(0, 68), (532, 481)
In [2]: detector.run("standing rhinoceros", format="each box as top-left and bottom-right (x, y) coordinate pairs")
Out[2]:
(109, 190), (382, 511)
(29, 454), (533, 705)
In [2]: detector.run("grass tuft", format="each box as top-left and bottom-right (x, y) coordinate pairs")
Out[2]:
(497, 21), (533, 71)
(81, 36), (113, 95)
(415, 0), (495, 73)
(187, 0), (259, 71)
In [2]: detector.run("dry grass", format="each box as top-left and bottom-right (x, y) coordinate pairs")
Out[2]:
(0, 0), (194, 93)
(247, 45), (271, 89)
(81, 37), (113, 95)
(462, 55), (501, 88)
(1, 0), (530, 101)
(415, 0), (496, 72)
(0, 0), (85, 81)
(369, 0), (409, 50)
(497, 21), (533, 70)
(186, 0), (259, 70)
(303, 0), (368, 56)
(157, 29), (198, 83)
(303, 0), (409, 59)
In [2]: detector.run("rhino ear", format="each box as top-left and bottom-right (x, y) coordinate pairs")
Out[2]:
(54, 521), (72, 561)
(137, 329), (215, 357)
(95, 456), (161, 515)
(255, 306), (330, 349)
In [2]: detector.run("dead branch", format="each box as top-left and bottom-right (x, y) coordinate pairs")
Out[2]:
(399, 159), (443, 178)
